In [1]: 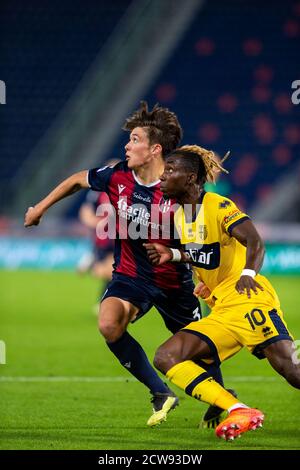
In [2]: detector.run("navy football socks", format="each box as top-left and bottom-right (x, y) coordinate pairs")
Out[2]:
(107, 331), (170, 394)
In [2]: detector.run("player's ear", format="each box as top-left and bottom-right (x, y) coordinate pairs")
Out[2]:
(188, 172), (197, 185)
(151, 143), (162, 156)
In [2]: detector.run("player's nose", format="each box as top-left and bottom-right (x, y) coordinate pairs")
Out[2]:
(160, 172), (166, 181)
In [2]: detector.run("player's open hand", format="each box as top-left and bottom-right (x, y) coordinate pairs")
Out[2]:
(235, 275), (264, 298)
(143, 243), (172, 265)
(24, 206), (42, 227)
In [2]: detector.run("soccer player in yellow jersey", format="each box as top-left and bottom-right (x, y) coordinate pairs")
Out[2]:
(144, 145), (300, 441)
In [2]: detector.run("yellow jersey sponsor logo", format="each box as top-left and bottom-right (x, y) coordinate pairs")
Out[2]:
(223, 209), (242, 225)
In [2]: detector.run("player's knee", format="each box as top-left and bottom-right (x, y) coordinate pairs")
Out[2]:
(275, 359), (300, 389)
(98, 318), (124, 342)
(285, 366), (300, 389)
(154, 344), (181, 374)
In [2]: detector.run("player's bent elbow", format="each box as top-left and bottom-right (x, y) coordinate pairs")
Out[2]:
(250, 236), (265, 260)
(257, 238), (265, 263)
(71, 170), (89, 190)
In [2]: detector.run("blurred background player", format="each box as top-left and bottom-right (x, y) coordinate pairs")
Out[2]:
(77, 190), (114, 301)
(77, 159), (119, 302)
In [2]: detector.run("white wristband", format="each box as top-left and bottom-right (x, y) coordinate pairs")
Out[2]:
(170, 248), (182, 262)
(241, 269), (256, 278)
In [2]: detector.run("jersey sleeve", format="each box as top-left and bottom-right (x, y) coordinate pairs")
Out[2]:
(88, 165), (115, 192)
(217, 197), (250, 235)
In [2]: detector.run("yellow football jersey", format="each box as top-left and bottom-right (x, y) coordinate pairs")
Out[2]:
(174, 191), (250, 298)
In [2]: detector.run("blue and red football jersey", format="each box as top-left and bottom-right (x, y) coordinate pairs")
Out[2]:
(88, 161), (193, 289)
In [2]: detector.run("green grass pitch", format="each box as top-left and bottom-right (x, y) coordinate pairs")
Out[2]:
(0, 270), (299, 450)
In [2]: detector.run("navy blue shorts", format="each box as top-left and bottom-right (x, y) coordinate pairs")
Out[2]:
(101, 272), (201, 333)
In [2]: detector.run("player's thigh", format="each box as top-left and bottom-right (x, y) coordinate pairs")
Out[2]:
(100, 274), (153, 324)
(156, 281), (201, 333)
(183, 316), (242, 363)
(99, 296), (139, 328)
(155, 331), (212, 372)
(263, 339), (295, 374)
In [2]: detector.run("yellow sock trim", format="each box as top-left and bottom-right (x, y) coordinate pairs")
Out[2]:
(166, 360), (239, 410)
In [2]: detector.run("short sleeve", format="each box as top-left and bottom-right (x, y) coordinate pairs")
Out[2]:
(218, 197), (250, 235)
(88, 165), (114, 192)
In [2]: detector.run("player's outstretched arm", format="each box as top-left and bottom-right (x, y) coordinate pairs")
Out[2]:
(24, 170), (89, 227)
(231, 219), (265, 298)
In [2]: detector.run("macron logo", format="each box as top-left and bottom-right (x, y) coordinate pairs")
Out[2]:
(118, 184), (126, 194)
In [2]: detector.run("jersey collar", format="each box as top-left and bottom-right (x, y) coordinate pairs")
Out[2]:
(184, 190), (206, 223)
(132, 170), (160, 187)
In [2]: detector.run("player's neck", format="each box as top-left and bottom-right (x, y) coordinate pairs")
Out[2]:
(178, 187), (202, 206)
(133, 158), (164, 185)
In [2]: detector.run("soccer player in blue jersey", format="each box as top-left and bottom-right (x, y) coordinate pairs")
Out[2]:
(144, 144), (300, 440)
(24, 102), (231, 427)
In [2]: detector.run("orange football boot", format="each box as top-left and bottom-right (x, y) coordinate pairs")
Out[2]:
(215, 407), (264, 441)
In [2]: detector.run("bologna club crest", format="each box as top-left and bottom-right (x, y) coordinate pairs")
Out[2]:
(159, 196), (172, 214)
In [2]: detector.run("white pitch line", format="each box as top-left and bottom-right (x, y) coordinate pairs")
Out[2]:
(0, 376), (136, 383)
(0, 376), (278, 383)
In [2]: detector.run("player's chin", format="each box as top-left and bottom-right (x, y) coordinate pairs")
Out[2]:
(160, 188), (172, 199)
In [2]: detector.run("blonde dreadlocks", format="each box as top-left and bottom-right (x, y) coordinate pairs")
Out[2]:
(172, 145), (230, 184)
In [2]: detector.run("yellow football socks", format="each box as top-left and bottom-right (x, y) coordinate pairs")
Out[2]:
(166, 360), (239, 410)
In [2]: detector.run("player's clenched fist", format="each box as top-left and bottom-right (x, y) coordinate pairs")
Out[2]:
(193, 281), (211, 300)
(143, 242), (173, 265)
(24, 206), (42, 227)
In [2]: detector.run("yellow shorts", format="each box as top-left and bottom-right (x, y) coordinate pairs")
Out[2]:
(183, 275), (293, 362)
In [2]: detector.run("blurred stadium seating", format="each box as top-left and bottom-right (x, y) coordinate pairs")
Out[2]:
(1, 0), (299, 217)
(113, 0), (300, 217)
(0, 0), (131, 208)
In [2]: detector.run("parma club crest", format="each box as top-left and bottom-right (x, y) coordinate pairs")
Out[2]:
(198, 224), (208, 240)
